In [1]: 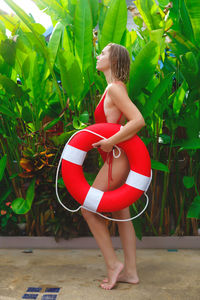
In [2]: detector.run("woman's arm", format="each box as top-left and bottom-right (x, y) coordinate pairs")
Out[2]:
(92, 83), (145, 152)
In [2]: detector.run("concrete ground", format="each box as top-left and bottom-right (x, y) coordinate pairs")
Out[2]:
(0, 249), (199, 300)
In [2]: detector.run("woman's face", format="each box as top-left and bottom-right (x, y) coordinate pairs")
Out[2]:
(96, 45), (111, 72)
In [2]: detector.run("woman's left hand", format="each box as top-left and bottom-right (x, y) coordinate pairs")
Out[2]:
(92, 139), (114, 152)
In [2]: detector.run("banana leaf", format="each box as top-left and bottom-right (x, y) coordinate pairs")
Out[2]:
(179, 0), (195, 44)
(74, 0), (93, 72)
(88, 0), (99, 28)
(99, 0), (127, 51)
(3, 0), (54, 76)
(0, 105), (18, 119)
(32, 0), (70, 26)
(129, 41), (160, 99)
(173, 80), (188, 115)
(135, 0), (165, 31)
(144, 72), (174, 118)
(180, 52), (199, 89)
(58, 49), (83, 100)
(0, 74), (24, 98)
(0, 39), (16, 67)
(167, 30), (198, 56)
(48, 22), (64, 67)
(0, 20), (6, 35)
(157, 0), (169, 8)
(185, 0), (200, 44)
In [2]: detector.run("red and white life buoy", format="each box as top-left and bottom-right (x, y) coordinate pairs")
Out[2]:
(61, 123), (151, 212)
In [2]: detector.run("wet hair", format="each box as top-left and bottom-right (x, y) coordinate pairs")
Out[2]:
(108, 43), (130, 83)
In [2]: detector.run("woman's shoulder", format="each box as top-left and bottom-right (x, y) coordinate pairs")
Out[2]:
(107, 81), (127, 96)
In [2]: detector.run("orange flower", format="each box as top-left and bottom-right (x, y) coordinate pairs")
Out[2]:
(1, 210), (7, 215)
(6, 202), (11, 206)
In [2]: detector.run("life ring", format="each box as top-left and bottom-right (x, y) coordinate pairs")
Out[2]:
(61, 123), (151, 212)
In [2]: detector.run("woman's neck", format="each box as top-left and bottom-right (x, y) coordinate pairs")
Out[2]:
(103, 69), (117, 84)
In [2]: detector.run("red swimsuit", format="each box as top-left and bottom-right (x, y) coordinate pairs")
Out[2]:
(94, 82), (124, 190)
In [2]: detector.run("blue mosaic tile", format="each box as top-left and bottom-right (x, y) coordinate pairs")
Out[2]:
(44, 288), (60, 293)
(22, 294), (38, 299)
(41, 295), (57, 300)
(26, 287), (42, 293)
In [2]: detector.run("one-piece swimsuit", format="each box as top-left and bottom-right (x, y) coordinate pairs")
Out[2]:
(94, 82), (124, 190)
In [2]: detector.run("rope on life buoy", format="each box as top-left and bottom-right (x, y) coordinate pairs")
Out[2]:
(55, 129), (151, 222)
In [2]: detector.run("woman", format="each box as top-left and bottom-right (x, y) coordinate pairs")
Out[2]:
(81, 43), (145, 290)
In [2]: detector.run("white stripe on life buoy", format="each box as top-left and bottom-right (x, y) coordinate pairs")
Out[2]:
(62, 144), (87, 166)
(126, 170), (151, 191)
(83, 187), (104, 211)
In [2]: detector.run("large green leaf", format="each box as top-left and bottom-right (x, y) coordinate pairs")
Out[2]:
(151, 159), (169, 172)
(180, 52), (199, 89)
(157, 0), (169, 8)
(144, 72), (174, 118)
(31, 52), (46, 102)
(32, 0), (70, 26)
(74, 0), (93, 71)
(3, 0), (61, 96)
(0, 39), (16, 67)
(99, 0), (127, 51)
(58, 49), (83, 99)
(88, 0), (99, 28)
(0, 105), (17, 119)
(173, 80), (188, 115)
(50, 130), (76, 146)
(11, 179), (36, 214)
(129, 41), (159, 99)
(3, 0), (52, 79)
(179, 0), (195, 43)
(187, 196), (200, 219)
(0, 20), (6, 35)
(3, 0), (45, 35)
(178, 138), (200, 150)
(185, 0), (200, 44)
(167, 30), (198, 56)
(150, 29), (164, 50)
(48, 22), (64, 67)
(0, 155), (7, 181)
(0, 74), (24, 98)
(183, 176), (195, 189)
(135, 0), (165, 31)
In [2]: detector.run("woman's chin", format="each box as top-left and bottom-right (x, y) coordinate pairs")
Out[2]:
(96, 66), (103, 72)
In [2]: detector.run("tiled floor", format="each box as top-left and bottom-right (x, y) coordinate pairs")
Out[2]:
(22, 287), (60, 299)
(0, 249), (199, 300)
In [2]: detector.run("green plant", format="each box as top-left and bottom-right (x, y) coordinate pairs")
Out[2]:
(0, 0), (199, 238)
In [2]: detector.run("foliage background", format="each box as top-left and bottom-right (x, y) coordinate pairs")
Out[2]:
(0, 0), (199, 239)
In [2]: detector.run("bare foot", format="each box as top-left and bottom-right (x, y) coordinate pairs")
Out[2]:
(103, 271), (139, 285)
(100, 262), (123, 290)
(117, 271), (139, 284)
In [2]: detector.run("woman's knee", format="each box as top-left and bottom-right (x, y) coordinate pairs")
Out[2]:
(81, 207), (95, 221)
(112, 207), (130, 220)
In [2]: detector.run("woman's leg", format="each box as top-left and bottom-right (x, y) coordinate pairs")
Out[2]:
(81, 151), (137, 289)
(112, 208), (139, 284)
(102, 153), (139, 285)
(81, 207), (123, 290)
(81, 159), (125, 290)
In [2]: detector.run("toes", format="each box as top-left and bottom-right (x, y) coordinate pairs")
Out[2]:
(100, 283), (113, 290)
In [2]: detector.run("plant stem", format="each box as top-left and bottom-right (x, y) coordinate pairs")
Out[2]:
(159, 130), (175, 234)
